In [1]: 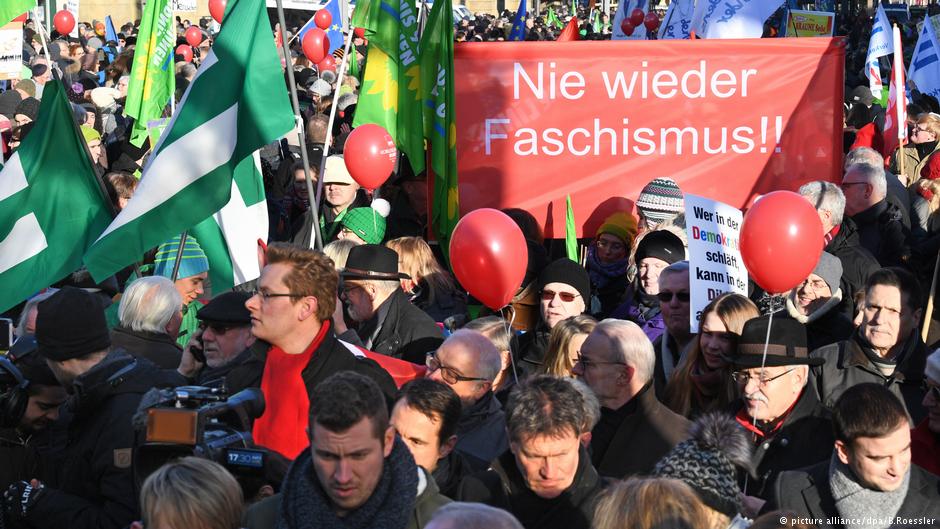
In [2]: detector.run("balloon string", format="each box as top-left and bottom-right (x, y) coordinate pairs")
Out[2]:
(743, 308), (774, 496)
(503, 305), (520, 385)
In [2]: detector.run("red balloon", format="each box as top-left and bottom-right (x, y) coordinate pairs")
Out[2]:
(644, 12), (660, 31)
(354, 27), (366, 39)
(315, 9), (333, 30)
(318, 55), (336, 72)
(209, 0), (227, 23)
(343, 124), (397, 190)
(175, 44), (193, 62)
(620, 20), (635, 36)
(302, 28), (330, 64)
(53, 10), (75, 35)
(185, 26), (203, 47)
(739, 191), (824, 294)
(449, 209), (528, 310)
(629, 8), (645, 26)
(12, 13), (28, 23)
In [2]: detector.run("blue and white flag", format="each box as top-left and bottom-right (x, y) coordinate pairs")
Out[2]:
(298, 0), (344, 54)
(508, 0), (527, 41)
(909, 17), (940, 101)
(691, 0), (784, 39)
(866, 4), (894, 98)
(612, 0), (648, 40)
(660, 0), (694, 39)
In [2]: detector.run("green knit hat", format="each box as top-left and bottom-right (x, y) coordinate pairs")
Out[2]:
(341, 204), (388, 245)
(153, 235), (209, 280)
(81, 125), (101, 143)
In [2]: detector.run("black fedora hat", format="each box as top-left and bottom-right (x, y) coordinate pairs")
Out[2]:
(340, 244), (411, 281)
(729, 316), (824, 368)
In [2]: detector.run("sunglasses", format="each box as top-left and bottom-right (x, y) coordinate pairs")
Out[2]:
(541, 289), (581, 302)
(197, 322), (241, 335)
(656, 291), (690, 303)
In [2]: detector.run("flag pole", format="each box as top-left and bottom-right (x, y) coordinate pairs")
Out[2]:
(893, 24), (906, 179)
(923, 253), (940, 342)
(170, 231), (188, 282)
(275, 0), (324, 251)
(34, 17), (54, 67)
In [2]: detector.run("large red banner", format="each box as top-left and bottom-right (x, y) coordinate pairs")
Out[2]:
(454, 39), (844, 237)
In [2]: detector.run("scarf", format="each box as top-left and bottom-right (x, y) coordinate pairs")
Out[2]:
(829, 452), (909, 529)
(586, 246), (628, 289)
(276, 437), (418, 529)
(689, 358), (723, 398)
(785, 289), (842, 324)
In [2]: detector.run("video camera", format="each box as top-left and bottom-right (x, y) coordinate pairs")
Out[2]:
(133, 386), (267, 487)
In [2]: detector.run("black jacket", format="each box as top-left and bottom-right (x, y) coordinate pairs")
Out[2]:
(850, 198), (910, 268)
(768, 460), (940, 527)
(509, 325), (549, 380)
(453, 392), (508, 472)
(195, 345), (265, 395)
(457, 447), (606, 529)
(825, 219), (880, 317)
(110, 326), (183, 369)
(356, 289), (444, 365)
(25, 351), (182, 529)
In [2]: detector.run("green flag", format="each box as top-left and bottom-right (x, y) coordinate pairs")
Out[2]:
(0, 82), (112, 312)
(352, 0), (425, 175)
(565, 195), (578, 262)
(1, 0), (34, 26)
(547, 7), (564, 29)
(84, 0), (293, 281)
(420, 0), (457, 261)
(125, 0), (176, 147)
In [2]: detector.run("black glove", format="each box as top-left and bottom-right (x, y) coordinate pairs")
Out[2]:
(2, 480), (45, 519)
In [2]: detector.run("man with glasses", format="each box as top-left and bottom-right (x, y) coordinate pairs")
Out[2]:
(729, 315), (833, 500)
(812, 267), (929, 424)
(841, 163), (909, 267)
(572, 319), (689, 479)
(426, 330), (507, 471)
(651, 260), (693, 397)
(912, 349), (940, 475)
(246, 243), (396, 460)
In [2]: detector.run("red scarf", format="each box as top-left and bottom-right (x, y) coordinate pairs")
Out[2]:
(735, 388), (804, 440)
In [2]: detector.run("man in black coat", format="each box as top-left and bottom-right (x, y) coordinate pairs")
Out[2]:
(768, 384), (940, 528)
(1, 287), (182, 529)
(341, 245), (443, 364)
(842, 163), (911, 267)
(457, 376), (606, 529)
(109, 276), (184, 370)
(572, 319), (690, 479)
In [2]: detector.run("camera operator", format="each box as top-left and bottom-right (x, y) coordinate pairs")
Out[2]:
(2, 287), (183, 529)
(177, 291), (263, 394)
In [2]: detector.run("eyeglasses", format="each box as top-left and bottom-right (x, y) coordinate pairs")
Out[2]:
(339, 283), (364, 300)
(574, 352), (626, 370)
(656, 291), (690, 303)
(798, 279), (829, 291)
(731, 368), (795, 386)
(921, 381), (940, 400)
(840, 181), (869, 189)
(250, 289), (304, 301)
(914, 126), (932, 134)
(541, 289), (581, 302)
(198, 322), (241, 335)
(425, 352), (489, 384)
(595, 239), (625, 252)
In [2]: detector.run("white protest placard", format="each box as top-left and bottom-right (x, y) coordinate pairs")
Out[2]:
(66, 0), (80, 38)
(684, 194), (747, 333)
(173, 0), (198, 11)
(0, 22), (24, 81)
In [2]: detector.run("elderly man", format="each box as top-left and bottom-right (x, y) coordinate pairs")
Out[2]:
(812, 267), (929, 423)
(110, 276), (183, 369)
(340, 244), (443, 364)
(783, 252), (855, 352)
(246, 243), (396, 460)
(572, 319), (689, 478)
(458, 376), (606, 529)
(770, 384), (940, 527)
(841, 163), (910, 267)
(729, 316), (833, 499)
(426, 330), (506, 471)
(651, 261), (693, 395)
(845, 147), (910, 227)
(912, 350), (940, 475)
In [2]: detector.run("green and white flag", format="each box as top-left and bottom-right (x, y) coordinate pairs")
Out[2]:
(84, 0), (293, 282)
(0, 82), (112, 312)
(0, 0), (35, 26)
(125, 0), (175, 147)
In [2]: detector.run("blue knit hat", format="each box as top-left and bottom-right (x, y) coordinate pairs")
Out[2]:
(153, 235), (209, 280)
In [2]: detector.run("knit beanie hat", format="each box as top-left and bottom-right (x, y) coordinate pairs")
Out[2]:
(14, 97), (40, 122)
(635, 229), (685, 264)
(81, 125), (101, 143)
(811, 251), (842, 295)
(653, 412), (752, 518)
(921, 153), (940, 181)
(36, 286), (111, 362)
(596, 211), (638, 247)
(636, 177), (684, 227)
(926, 349), (940, 384)
(16, 79), (36, 98)
(311, 79), (332, 97)
(538, 258), (591, 302)
(341, 200), (390, 244)
(152, 234), (210, 280)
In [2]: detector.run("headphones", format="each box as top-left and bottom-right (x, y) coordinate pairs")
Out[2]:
(0, 336), (36, 429)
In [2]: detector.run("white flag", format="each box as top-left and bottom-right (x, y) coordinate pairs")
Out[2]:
(612, 0), (649, 40)
(691, 0), (784, 39)
(865, 5), (894, 98)
(660, 0), (694, 39)
(909, 17), (940, 102)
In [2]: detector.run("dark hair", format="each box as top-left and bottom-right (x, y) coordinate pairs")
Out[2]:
(309, 371), (388, 440)
(833, 383), (909, 444)
(501, 208), (544, 244)
(395, 379), (461, 447)
(866, 267), (923, 311)
(506, 375), (588, 444)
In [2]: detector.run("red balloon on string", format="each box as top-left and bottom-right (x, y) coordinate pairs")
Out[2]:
(629, 8), (645, 26)
(739, 191), (824, 294)
(644, 12), (660, 31)
(12, 13), (28, 23)
(343, 124), (397, 190)
(354, 27), (366, 39)
(185, 26), (203, 47)
(449, 209), (528, 310)
(318, 55), (336, 72)
(620, 20), (635, 36)
(209, 0), (227, 23)
(302, 28), (330, 64)
(315, 9), (333, 30)
(53, 10), (75, 35)
(175, 44), (193, 62)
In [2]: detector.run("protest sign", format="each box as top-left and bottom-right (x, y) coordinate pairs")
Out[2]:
(65, 0), (80, 38)
(0, 22), (23, 81)
(454, 39), (843, 237)
(173, 0), (197, 11)
(783, 10), (834, 37)
(683, 194), (746, 333)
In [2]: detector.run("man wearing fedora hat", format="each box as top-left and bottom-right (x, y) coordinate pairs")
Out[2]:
(729, 315), (834, 500)
(340, 245), (444, 364)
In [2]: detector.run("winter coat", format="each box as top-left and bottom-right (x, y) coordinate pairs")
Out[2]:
(849, 198), (910, 267)
(785, 292), (855, 353)
(890, 140), (940, 188)
(912, 420), (940, 477)
(194, 345), (265, 395)
(356, 289), (444, 365)
(453, 392), (509, 472)
(110, 326), (182, 369)
(824, 219), (880, 316)
(509, 325), (549, 380)
(610, 284), (665, 343)
(411, 281), (467, 324)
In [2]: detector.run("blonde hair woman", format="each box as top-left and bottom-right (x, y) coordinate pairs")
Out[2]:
(133, 457), (243, 529)
(539, 315), (597, 377)
(386, 236), (466, 322)
(593, 477), (712, 529)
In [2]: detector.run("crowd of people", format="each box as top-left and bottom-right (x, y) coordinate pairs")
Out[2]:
(2, 3), (940, 529)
